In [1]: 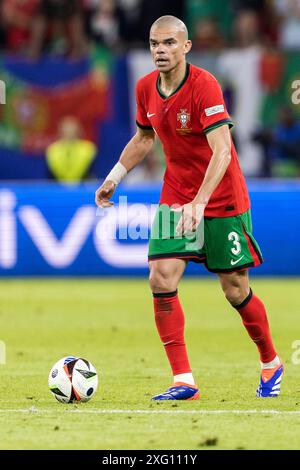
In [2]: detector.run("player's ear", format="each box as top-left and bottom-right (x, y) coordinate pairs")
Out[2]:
(184, 40), (192, 54)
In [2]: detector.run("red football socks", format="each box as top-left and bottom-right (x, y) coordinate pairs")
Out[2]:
(153, 288), (277, 373)
(234, 289), (277, 363)
(153, 290), (192, 375)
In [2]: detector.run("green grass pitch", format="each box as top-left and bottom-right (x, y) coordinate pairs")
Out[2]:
(0, 278), (299, 450)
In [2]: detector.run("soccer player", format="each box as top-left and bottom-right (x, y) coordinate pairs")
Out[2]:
(95, 16), (284, 400)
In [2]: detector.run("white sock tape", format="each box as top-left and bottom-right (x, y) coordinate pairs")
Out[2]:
(105, 162), (127, 185)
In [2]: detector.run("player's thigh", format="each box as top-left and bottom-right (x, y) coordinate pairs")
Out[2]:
(149, 258), (186, 293)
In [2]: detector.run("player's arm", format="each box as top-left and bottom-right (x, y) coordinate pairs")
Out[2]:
(95, 126), (155, 208)
(175, 124), (231, 235)
(194, 124), (231, 205)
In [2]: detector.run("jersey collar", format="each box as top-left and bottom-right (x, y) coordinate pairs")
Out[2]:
(156, 63), (190, 100)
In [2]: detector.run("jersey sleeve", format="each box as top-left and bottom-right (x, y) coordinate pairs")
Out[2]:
(135, 79), (153, 130)
(197, 77), (233, 134)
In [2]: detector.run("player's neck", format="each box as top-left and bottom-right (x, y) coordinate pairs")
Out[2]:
(159, 62), (188, 97)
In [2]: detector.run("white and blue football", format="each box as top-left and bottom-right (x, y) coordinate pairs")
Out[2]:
(48, 356), (98, 403)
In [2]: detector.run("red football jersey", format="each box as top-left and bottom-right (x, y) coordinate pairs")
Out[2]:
(135, 63), (250, 217)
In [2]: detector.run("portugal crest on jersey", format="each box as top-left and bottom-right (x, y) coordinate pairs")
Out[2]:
(177, 109), (190, 128)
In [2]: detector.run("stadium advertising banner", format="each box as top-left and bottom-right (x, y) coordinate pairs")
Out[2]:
(0, 181), (299, 277)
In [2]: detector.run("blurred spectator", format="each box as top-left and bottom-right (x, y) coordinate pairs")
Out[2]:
(260, 48), (285, 94)
(229, 0), (265, 12)
(217, 10), (264, 175)
(28, 0), (87, 59)
(138, 0), (184, 44)
(193, 18), (225, 51)
(87, 0), (120, 48)
(274, 0), (300, 49)
(270, 106), (300, 176)
(117, 0), (142, 46)
(1, 0), (40, 53)
(85, 0), (184, 48)
(233, 8), (261, 47)
(46, 116), (97, 183)
(230, 0), (279, 46)
(252, 127), (274, 176)
(254, 106), (300, 176)
(186, 0), (233, 44)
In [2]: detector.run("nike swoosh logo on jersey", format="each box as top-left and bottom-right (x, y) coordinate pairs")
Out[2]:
(230, 255), (245, 266)
(147, 112), (155, 118)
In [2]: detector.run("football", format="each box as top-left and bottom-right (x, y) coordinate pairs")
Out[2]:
(48, 356), (98, 403)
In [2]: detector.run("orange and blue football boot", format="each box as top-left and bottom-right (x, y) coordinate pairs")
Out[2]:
(256, 363), (284, 397)
(152, 382), (199, 400)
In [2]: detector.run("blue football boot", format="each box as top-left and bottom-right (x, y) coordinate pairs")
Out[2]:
(152, 382), (199, 400)
(256, 363), (284, 397)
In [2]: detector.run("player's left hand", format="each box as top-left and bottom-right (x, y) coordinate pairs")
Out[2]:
(173, 201), (206, 236)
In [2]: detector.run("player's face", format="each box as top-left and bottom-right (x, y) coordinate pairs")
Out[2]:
(149, 26), (191, 73)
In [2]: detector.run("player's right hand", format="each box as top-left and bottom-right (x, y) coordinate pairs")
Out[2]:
(95, 180), (116, 208)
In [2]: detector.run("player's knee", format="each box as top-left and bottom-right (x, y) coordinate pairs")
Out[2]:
(219, 272), (249, 306)
(223, 285), (244, 306)
(221, 280), (249, 306)
(149, 267), (177, 293)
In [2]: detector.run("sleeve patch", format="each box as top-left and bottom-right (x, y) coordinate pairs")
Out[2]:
(205, 104), (224, 117)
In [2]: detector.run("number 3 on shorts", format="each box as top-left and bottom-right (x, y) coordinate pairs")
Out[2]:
(228, 231), (241, 255)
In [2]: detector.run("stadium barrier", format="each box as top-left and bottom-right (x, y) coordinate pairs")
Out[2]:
(0, 180), (299, 277)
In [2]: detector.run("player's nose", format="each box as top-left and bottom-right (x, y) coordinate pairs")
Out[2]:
(156, 44), (167, 54)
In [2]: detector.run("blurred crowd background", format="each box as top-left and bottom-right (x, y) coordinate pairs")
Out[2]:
(0, 0), (300, 182)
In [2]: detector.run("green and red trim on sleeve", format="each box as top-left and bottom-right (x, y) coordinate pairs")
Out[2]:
(204, 118), (234, 134)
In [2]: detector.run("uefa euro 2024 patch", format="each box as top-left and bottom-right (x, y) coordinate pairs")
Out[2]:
(205, 104), (224, 116)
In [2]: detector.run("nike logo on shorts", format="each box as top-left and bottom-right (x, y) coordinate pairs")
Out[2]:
(230, 255), (245, 266)
(147, 112), (156, 118)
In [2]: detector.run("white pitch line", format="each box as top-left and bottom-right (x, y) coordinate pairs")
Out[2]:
(0, 409), (300, 416)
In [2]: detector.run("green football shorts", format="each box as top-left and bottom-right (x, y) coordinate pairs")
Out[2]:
(148, 205), (263, 273)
